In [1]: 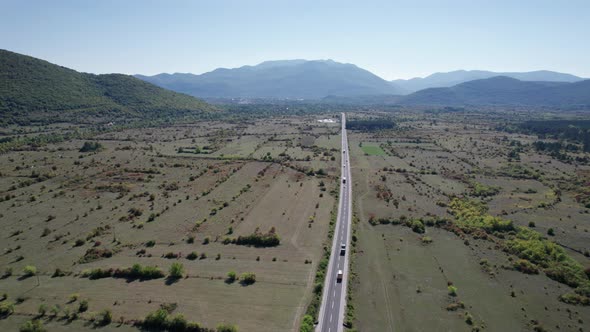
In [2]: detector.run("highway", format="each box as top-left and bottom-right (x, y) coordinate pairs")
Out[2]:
(316, 113), (352, 332)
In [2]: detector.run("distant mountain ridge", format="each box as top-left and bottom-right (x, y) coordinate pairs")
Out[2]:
(136, 59), (400, 99)
(391, 70), (584, 94)
(0, 49), (214, 124)
(399, 76), (590, 107)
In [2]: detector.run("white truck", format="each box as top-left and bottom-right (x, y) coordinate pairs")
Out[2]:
(342, 177), (346, 184)
(337, 270), (343, 283)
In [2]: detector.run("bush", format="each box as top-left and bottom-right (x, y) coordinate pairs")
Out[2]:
(19, 319), (45, 332)
(167, 314), (188, 331)
(38, 304), (48, 316)
(186, 252), (198, 260)
(420, 236), (433, 244)
(143, 309), (169, 329)
(79, 141), (103, 153)
(52, 268), (67, 277)
(217, 323), (238, 332)
(226, 271), (236, 283)
(79, 299), (89, 312)
(0, 301), (15, 317)
(96, 309), (112, 326)
(513, 259), (539, 274)
(23, 265), (37, 277)
(240, 272), (256, 285)
(547, 228), (555, 236)
(234, 228), (280, 247)
(300, 314), (314, 332)
(84, 264), (165, 280)
(410, 220), (425, 234)
(448, 285), (458, 296)
(169, 262), (184, 279)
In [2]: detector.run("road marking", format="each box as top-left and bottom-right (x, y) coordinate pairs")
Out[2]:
(330, 313), (333, 322)
(331, 300), (334, 308)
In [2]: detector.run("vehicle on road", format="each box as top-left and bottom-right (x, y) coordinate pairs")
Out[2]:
(337, 270), (343, 282)
(342, 177), (346, 184)
(340, 243), (346, 256)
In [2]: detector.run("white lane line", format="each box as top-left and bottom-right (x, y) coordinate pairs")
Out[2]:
(331, 300), (335, 308)
(330, 313), (333, 322)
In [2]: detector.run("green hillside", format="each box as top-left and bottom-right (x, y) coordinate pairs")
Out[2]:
(0, 49), (214, 125)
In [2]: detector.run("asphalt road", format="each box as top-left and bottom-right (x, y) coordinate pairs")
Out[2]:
(316, 113), (352, 332)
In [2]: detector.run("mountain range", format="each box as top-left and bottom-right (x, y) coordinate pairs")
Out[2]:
(136, 60), (396, 99)
(0, 49), (213, 124)
(390, 69), (584, 94)
(2, 50), (589, 118)
(398, 76), (590, 107)
(137, 60), (586, 101)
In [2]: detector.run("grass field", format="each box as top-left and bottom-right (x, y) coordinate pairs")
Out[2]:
(0, 115), (340, 331)
(347, 111), (590, 332)
(360, 144), (387, 156)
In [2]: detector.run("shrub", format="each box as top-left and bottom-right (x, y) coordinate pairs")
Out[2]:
(74, 239), (85, 247)
(79, 299), (89, 312)
(226, 271), (237, 283)
(240, 272), (256, 285)
(79, 248), (113, 263)
(464, 312), (473, 325)
(186, 252), (198, 260)
(164, 252), (180, 259)
(96, 309), (112, 326)
(79, 142), (103, 153)
(52, 268), (67, 277)
(38, 304), (48, 316)
(143, 309), (169, 329)
(0, 301), (15, 317)
(3, 267), (13, 278)
(217, 323), (238, 332)
(448, 285), (458, 297)
(167, 314), (188, 331)
(68, 293), (79, 302)
(300, 314), (314, 332)
(49, 305), (60, 317)
(23, 265), (37, 277)
(234, 228), (280, 247)
(513, 259), (539, 274)
(410, 220), (425, 234)
(547, 228), (555, 236)
(169, 262), (184, 279)
(19, 319), (45, 332)
(421, 236), (433, 244)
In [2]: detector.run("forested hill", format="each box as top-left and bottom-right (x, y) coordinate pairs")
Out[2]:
(0, 49), (215, 125)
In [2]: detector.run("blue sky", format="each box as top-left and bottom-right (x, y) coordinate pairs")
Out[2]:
(1, 0), (589, 79)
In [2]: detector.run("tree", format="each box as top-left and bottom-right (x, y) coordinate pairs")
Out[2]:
(23, 265), (37, 277)
(240, 272), (256, 285)
(169, 262), (184, 279)
(19, 319), (45, 332)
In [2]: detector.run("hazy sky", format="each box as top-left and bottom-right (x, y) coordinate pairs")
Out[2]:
(2, 0), (589, 79)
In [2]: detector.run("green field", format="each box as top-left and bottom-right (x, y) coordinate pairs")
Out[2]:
(360, 144), (386, 156)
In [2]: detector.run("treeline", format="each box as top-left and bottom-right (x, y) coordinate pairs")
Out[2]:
(519, 120), (590, 152)
(225, 227), (280, 247)
(346, 119), (395, 131)
(82, 264), (164, 280)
